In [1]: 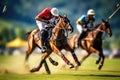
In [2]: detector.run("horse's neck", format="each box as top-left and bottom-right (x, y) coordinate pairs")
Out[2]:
(53, 20), (63, 36)
(52, 19), (65, 39)
(91, 24), (103, 38)
(53, 23), (61, 34)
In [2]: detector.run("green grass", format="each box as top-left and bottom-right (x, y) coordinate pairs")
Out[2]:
(0, 54), (120, 80)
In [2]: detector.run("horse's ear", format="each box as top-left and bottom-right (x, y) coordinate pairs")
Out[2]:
(105, 19), (109, 22)
(64, 13), (67, 17)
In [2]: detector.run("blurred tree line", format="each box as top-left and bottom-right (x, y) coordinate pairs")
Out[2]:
(0, 19), (34, 48)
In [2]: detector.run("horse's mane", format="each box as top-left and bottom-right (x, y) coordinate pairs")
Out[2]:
(26, 31), (32, 36)
(94, 23), (101, 29)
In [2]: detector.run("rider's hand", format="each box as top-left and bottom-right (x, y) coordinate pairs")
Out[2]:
(83, 28), (87, 32)
(44, 20), (50, 24)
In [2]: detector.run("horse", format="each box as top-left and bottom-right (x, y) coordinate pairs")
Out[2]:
(25, 30), (55, 74)
(67, 19), (112, 70)
(26, 15), (79, 73)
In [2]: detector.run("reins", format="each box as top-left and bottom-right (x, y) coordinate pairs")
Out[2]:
(51, 18), (70, 41)
(84, 23), (109, 40)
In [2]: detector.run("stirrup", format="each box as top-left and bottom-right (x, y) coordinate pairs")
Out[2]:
(41, 46), (47, 53)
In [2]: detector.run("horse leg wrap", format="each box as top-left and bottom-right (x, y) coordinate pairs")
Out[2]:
(61, 54), (74, 68)
(72, 53), (79, 63)
(61, 54), (70, 65)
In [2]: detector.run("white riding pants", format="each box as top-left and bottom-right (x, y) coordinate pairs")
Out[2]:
(76, 24), (83, 34)
(36, 18), (55, 31)
(36, 18), (55, 39)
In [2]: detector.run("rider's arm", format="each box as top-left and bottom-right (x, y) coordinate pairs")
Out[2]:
(76, 16), (83, 26)
(35, 16), (49, 24)
(76, 15), (86, 26)
(35, 15), (44, 22)
(35, 9), (50, 23)
(76, 19), (81, 25)
(76, 15), (88, 32)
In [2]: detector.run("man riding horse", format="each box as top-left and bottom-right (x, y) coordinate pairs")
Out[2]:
(35, 7), (59, 53)
(76, 9), (95, 46)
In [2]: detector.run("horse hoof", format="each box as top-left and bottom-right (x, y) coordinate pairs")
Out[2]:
(75, 62), (81, 70)
(46, 70), (51, 75)
(49, 58), (58, 66)
(77, 61), (81, 66)
(69, 64), (74, 69)
(30, 68), (39, 73)
(96, 60), (99, 64)
(53, 62), (58, 66)
(98, 65), (103, 70)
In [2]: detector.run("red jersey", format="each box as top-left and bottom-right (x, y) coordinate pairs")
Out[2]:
(37, 8), (53, 20)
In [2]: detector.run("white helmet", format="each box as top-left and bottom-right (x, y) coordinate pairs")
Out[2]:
(87, 9), (95, 15)
(51, 8), (59, 16)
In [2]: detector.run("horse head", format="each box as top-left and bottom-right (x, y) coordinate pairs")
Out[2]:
(51, 15), (73, 40)
(100, 19), (112, 37)
(59, 15), (73, 33)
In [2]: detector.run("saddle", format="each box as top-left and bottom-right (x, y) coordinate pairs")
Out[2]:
(78, 27), (94, 42)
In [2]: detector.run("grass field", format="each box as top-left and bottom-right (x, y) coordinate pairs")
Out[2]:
(0, 54), (120, 80)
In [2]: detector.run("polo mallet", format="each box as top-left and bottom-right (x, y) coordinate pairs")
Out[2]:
(108, 3), (120, 20)
(103, 3), (120, 38)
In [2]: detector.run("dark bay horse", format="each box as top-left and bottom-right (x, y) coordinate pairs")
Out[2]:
(68, 19), (112, 70)
(26, 15), (80, 73)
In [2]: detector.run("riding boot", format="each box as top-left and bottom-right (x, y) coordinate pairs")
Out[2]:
(41, 29), (47, 53)
(79, 32), (85, 40)
(76, 31), (86, 47)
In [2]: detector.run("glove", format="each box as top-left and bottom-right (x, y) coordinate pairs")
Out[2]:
(83, 28), (87, 32)
(44, 20), (50, 24)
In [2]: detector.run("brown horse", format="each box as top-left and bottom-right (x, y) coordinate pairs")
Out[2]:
(26, 15), (79, 73)
(68, 19), (112, 70)
(25, 28), (60, 74)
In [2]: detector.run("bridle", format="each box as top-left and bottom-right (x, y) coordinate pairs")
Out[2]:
(51, 17), (71, 41)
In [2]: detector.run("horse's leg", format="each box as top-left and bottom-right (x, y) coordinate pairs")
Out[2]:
(30, 52), (51, 73)
(71, 50), (80, 67)
(60, 53), (74, 68)
(88, 46), (104, 70)
(98, 52), (105, 70)
(48, 56), (58, 66)
(25, 44), (36, 62)
(44, 60), (51, 74)
(96, 54), (101, 64)
(25, 34), (36, 62)
(70, 50), (81, 70)
(80, 52), (91, 64)
(25, 36), (36, 71)
(50, 43), (74, 68)
(25, 44), (35, 67)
